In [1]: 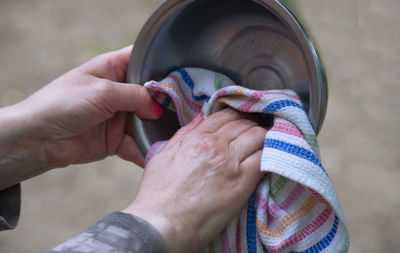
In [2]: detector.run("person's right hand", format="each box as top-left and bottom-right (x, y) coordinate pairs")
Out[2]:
(124, 109), (266, 253)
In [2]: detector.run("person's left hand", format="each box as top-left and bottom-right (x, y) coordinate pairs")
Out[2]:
(4, 46), (161, 172)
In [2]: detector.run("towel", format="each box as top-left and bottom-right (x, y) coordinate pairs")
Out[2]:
(144, 68), (349, 253)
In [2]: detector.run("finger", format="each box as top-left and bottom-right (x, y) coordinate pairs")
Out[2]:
(238, 150), (264, 192)
(82, 45), (133, 82)
(117, 134), (145, 168)
(196, 108), (243, 133)
(103, 81), (162, 119)
(215, 119), (258, 142)
(230, 126), (266, 162)
(106, 112), (128, 155)
(162, 113), (204, 150)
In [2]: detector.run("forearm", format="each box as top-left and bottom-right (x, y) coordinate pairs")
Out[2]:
(0, 104), (49, 190)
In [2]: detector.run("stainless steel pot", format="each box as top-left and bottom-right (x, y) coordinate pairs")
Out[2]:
(126, 0), (328, 155)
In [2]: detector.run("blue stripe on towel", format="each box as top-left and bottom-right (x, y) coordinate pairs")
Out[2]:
(291, 216), (339, 253)
(263, 100), (304, 113)
(264, 139), (324, 170)
(246, 192), (257, 253)
(177, 69), (209, 101)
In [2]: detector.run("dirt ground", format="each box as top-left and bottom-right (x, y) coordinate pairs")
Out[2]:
(0, 0), (399, 252)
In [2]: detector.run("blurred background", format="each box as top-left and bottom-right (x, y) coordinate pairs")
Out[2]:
(0, 0), (399, 252)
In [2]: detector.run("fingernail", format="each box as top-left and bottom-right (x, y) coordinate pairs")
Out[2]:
(190, 113), (203, 123)
(153, 101), (163, 117)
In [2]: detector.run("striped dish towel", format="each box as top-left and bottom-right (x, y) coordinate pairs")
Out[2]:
(144, 68), (349, 252)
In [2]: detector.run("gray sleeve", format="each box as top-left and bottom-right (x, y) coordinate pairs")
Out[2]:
(0, 184), (21, 231)
(44, 212), (167, 253)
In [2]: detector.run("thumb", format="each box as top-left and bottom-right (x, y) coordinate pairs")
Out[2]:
(105, 81), (163, 119)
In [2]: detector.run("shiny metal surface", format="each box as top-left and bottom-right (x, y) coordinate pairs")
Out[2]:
(127, 0), (328, 155)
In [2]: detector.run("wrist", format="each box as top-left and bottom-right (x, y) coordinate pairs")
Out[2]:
(0, 103), (50, 190)
(123, 202), (200, 253)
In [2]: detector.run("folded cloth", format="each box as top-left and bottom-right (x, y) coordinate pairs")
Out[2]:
(144, 68), (349, 253)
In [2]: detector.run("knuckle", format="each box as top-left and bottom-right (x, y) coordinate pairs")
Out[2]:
(94, 52), (113, 64)
(90, 52), (119, 76)
(103, 56), (115, 71)
(96, 79), (114, 94)
(251, 125), (267, 136)
(89, 53), (109, 69)
(240, 119), (258, 128)
(195, 135), (225, 161)
(197, 135), (218, 150)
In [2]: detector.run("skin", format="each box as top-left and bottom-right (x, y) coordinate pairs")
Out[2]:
(0, 46), (266, 252)
(125, 110), (265, 252)
(0, 46), (159, 189)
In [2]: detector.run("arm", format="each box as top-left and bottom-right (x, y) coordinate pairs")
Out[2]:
(0, 105), (51, 190)
(0, 46), (161, 231)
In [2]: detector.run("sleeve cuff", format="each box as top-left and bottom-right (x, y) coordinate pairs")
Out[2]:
(45, 212), (167, 253)
(0, 184), (21, 231)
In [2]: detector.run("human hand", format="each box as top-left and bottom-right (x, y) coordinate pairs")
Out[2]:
(0, 46), (161, 188)
(123, 109), (266, 253)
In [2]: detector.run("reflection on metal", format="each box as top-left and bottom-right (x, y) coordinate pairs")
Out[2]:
(126, 0), (328, 155)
